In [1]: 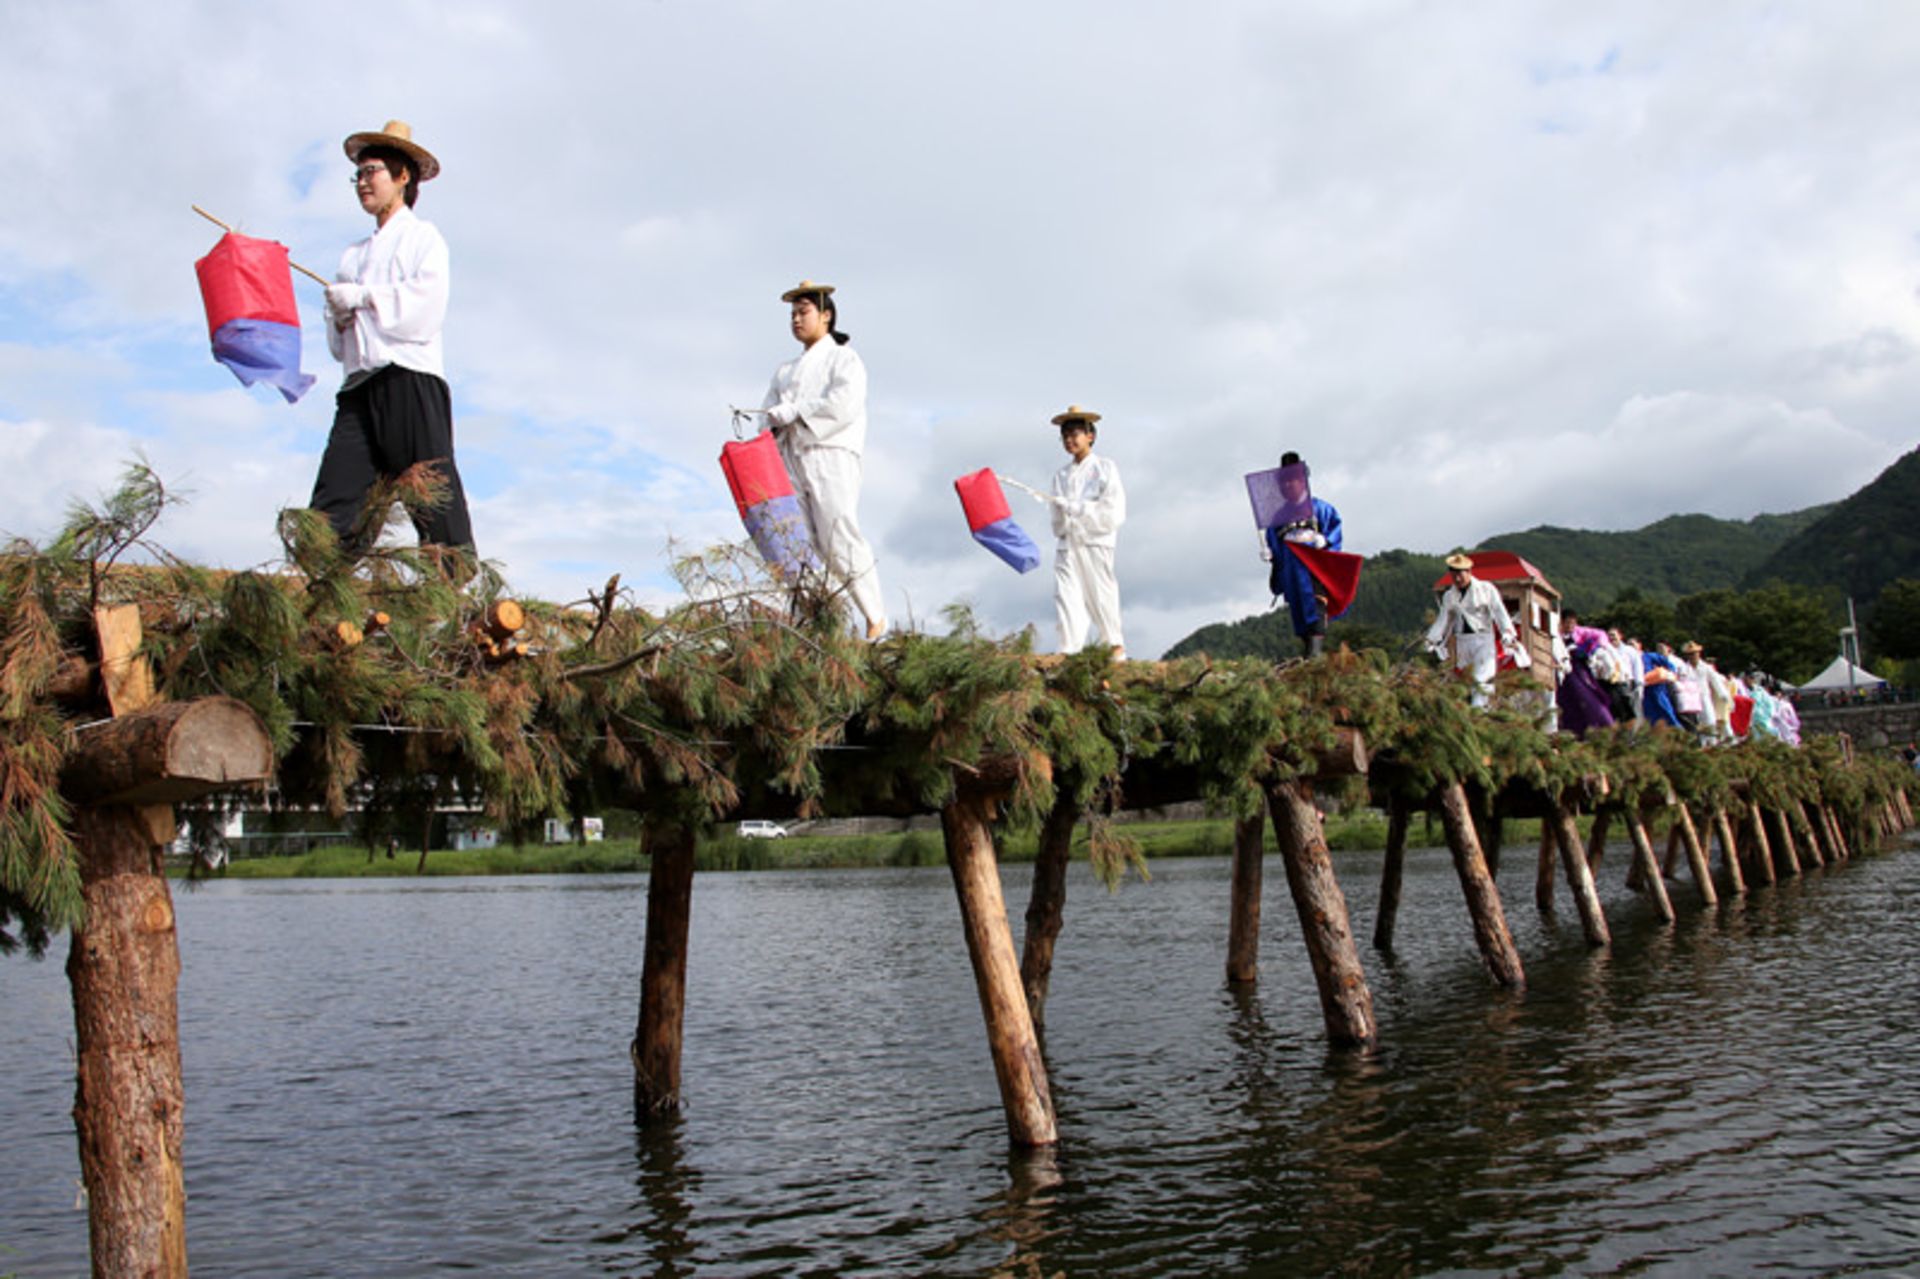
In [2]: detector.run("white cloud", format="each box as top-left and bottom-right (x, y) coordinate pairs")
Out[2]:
(4, 1), (1919, 657)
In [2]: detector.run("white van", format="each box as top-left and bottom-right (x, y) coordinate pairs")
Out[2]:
(738, 820), (790, 839)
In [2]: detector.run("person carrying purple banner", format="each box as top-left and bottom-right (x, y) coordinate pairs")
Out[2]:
(309, 119), (474, 557)
(1263, 451), (1342, 657)
(1554, 610), (1616, 737)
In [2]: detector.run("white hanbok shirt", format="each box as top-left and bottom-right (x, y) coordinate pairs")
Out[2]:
(762, 340), (868, 456)
(1050, 454), (1126, 549)
(1425, 578), (1518, 649)
(325, 205), (450, 383)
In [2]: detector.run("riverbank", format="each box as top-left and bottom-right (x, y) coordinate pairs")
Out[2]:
(197, 810), (1577, 879)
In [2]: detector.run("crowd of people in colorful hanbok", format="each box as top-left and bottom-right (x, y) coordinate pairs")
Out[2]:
(1551, 613), (1800, 745)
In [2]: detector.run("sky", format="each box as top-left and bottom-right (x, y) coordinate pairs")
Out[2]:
(3, 1), (1917, 658)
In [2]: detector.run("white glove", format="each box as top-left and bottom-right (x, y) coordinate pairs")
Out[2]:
(1281, 528), (1328, 549)
(1511, 647), (1532, 669)
(1259, 546), (1273, 562)
(325, 282), (368, 313)
(1067, 499), (1085, 519)
(765, 402), (799, 428)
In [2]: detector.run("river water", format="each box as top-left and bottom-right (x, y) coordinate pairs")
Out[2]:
(4, 838), (1919, 1277)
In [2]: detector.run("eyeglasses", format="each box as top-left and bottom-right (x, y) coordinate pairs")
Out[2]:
(349, 164), (387, 185)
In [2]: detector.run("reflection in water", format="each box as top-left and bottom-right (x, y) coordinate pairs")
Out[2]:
(625, 1114), (702, 1278)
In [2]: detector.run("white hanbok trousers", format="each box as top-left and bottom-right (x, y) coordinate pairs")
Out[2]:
(1454, 632), (1499, 708)
(1056, 541), (1123, 654)
(783, 443), (883, 628)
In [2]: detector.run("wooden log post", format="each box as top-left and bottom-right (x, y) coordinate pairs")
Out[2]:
(1743, 803), (1776, 886)
(63, 695), (273, 1279)
(1482, 813), (1504, 880)
(1371, 800), (1410, 953)
(1673, 804), (1717, 907)
(944, 778), (1058, 1146)
(632, 820), (697, 1115)
(1585, 807), (1613, 874)
(1662, 819), (1684, 878)
(1550, 805), (1612, 947)
(1795, 802), (1829, 868)
(1711, 808), (1746, 895)
(1748, 803), (1781, 878)
(1821, 804), (1850, 861)
(1769, 808), (1803, 874)
(1226, 812), (1266, 982)
(1021, 793), (1079, 1018)
(1624, 812), (1676, 924)
(1266, 782), (1377, 1048)
(1897, 789), (1914, 830)
(1535, 822), (1556, 913)
(1435, 782), (1525, 987)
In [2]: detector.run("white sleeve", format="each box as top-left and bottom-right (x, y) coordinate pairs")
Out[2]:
(1076, 459), (1126, 539)
(792, 348), (866, 444)
(362, 223), (449, 344)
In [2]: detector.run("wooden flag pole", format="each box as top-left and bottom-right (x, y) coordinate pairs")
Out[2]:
(191, 205), (329, 287)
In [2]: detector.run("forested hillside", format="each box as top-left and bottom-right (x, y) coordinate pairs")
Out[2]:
(1744, 445), (1920, 602)
(1164, 506), (1830, 660)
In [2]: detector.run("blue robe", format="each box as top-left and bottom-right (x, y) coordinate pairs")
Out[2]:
(1642, 651), (1683, 728)
(1266, 498), (1342, 637)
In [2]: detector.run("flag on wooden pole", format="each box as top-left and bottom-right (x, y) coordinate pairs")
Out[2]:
(954, 468), (1041, 573)
(194, 232), (315, 403)
(719, 433), (821, 579)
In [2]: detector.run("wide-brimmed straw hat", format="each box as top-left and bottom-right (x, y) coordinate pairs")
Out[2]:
(781, 279), (836, 302)
(1444, 552), (1474, 571)
(1052, 404), (1102, 427)
(344, 120), (440, 181)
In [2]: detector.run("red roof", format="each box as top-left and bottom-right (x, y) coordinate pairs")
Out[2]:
(1431, 550), (1557, 592)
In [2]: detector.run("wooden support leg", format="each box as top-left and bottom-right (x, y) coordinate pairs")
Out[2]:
(1744, 803), (1776, 886)
(1225, 813), (1265, 984)
(1662, 820), (1683, 878)
(1712, 808), (1745, 895)
(1585, 808), (1613, 875)
(1751, 806), (1774, 875)
(1483, 814), (1504, 881)
(1551, 806), (1612, 947)
(1535, 821), (1556, 913)
(1267, 783), (1377, 1049)
(67, 804), (190, 1279)
(1796, 801), (1829, 867)
(1021, 794), (1078, 1020)
(944, 788), (1058, 1147)
(1372, 801), (1410, 953)
(1822, 804), (1849, 861)
(1896, 790), (1914, 830)
(1625, 813), (1675, 924)
(1435, 782), (1524, 987)
(1770, 809), (1802, 875)
(1674, 804), (1717, 907)
(633, 822), (697, 1115)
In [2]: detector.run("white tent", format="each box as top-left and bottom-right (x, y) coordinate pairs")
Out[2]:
(1795, 656), (1887, 692)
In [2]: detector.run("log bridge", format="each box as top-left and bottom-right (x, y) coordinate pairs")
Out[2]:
(631, 708), (1912, 1151)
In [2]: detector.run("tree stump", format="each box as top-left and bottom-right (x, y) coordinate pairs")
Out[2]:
(1266, 782), (1377, 1048)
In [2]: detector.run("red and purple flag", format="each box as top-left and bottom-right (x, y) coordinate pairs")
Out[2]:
(954, 468), (1041, 574)
(194, 232), (315, 403)
(720, 432), (820, 579)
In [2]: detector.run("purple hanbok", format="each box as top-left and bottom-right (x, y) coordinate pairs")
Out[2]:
(1556, 625), (1617, 738)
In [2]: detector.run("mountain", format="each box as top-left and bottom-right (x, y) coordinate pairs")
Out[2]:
(1163, 506), (1832, 660)
(1742, 445), (1920, 603)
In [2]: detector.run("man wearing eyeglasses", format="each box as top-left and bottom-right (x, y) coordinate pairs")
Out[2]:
(308, 119), (474, 556)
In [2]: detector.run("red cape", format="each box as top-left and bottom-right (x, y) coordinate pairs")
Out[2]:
(1284, 543), (1364, 618)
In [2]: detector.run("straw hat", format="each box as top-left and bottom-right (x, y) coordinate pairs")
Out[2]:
(1681, 640), (1703, 654)
(343, 120), (440, 181)
(1444, 552), (1474, 571)
(1051, 404), (1102, 427)
(780, 280), (836, 302)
